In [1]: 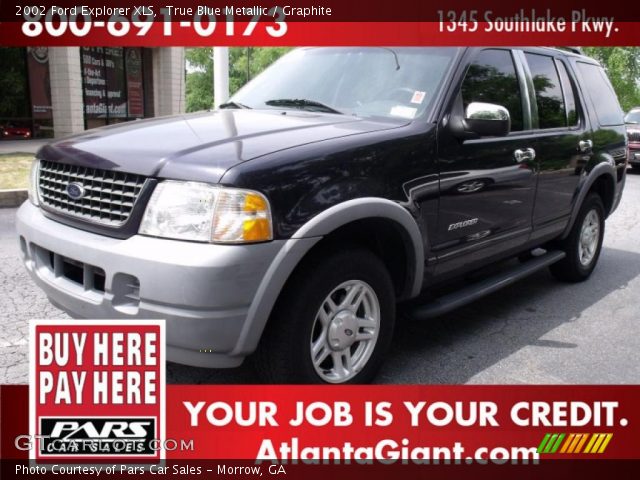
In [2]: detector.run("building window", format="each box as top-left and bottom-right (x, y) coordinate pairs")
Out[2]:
(81, 47), (146, 129)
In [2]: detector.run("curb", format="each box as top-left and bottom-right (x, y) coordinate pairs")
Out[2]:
(0, 189), (28, 208)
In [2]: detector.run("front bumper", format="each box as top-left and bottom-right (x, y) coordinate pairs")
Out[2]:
(629, 143), (640, 166)
(16, 202), (285, 368)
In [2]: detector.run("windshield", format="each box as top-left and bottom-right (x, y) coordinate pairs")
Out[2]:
(625, 110), (640, 124)
(230, 47), (459, 120)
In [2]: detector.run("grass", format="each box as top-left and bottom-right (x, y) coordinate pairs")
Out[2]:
(0, 153), (34, 190)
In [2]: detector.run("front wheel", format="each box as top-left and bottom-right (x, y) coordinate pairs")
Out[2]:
(549, 193), (605, 282)
(255, 248), (395, 384)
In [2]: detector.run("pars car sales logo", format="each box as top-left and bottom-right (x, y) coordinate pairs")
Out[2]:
(29, 320), (165, 461)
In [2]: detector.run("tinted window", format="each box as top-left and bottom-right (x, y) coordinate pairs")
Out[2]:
(556, 60), (579, 126)
(525, 53), (566, 129)
(577, 62), (624, 126)
(461, 49), (524, 131)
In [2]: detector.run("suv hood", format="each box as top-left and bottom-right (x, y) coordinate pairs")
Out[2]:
(38, 110), (404, 183)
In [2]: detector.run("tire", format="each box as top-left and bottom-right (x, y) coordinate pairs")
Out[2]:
(254, 248), (395, 384)
(549, 193), (605, 282)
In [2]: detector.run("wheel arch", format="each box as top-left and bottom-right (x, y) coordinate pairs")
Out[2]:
(561, 163), (616, 240)
(230, 198), (424, 356)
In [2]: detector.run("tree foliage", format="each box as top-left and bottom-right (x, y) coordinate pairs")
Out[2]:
(185, 47), (291, 112)
(0, 48), (29, 118)
(583, 47), (640, 112)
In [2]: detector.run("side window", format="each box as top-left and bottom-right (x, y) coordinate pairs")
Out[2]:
(577, 62), (625, 126)
(461, 49), (524, 132)
(556, 60), (579, 127)
(525, 53), (566, 129)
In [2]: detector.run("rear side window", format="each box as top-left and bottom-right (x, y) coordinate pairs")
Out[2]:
(577, 62), (624, 126)
(556, 61), (579, 127)
(525, 53), (566, 129)
(461, 49), (524, 132)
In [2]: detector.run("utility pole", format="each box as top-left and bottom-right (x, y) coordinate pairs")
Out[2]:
(247, 47), (251, 83)
(213, 47), (229, 108)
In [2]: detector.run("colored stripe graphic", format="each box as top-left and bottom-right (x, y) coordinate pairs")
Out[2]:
(597, 434), (614, 453)
(544, 434), (559, 453)
(550, 433), (565, 453)
(584, 434), (599, 453)
(539, 433), (613, 454)
(566, 433), (587, 453)
(537, 433), (551, 453)
(559, 433), (575, 453)
(574, 433), (589, 453)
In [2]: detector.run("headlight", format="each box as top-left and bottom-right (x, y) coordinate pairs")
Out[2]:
(139, 181), (273, 244)
(28, 159), (40, 206)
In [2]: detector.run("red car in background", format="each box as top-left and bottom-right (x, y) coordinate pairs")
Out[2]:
(627, 109), (640, 170)
(1, 123), (32, 139)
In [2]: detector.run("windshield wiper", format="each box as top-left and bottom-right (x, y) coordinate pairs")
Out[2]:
(378, 47), (401, 70)
(219, 101), (251, 109)
(265, 98), (343, 114)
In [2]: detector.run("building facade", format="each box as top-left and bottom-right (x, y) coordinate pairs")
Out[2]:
(0, 47), (185, 139)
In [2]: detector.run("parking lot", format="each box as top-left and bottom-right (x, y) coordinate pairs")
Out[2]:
(1, 172), (639, 385)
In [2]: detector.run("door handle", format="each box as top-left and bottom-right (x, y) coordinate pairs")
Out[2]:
(579, 140), (593, 152)
(514, 148), (536, 163)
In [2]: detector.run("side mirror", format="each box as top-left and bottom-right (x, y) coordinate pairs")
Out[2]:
(463, 102), (511, 137)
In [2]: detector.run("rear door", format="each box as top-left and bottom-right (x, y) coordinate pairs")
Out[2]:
(434, 48), (537, 273)
(522, 50), (592, 235)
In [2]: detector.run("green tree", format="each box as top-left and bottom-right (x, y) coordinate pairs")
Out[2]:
(185, 47), (291, 112)
(0, 48), (29, 119)
(185, 48), (214, 112)
(583, 47), (640, 112)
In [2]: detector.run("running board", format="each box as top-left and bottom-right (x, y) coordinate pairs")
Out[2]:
(408, 250), (566, 320)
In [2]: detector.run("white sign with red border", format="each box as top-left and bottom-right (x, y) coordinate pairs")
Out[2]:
(29, 319), (165, 462)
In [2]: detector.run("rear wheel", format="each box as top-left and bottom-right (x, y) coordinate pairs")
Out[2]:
(255, 248), (395, 384)
(549, 193), (605, 282)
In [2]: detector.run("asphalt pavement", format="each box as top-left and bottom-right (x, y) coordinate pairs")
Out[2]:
(0, 139), (48, 155)
(1, 172), (639, 384)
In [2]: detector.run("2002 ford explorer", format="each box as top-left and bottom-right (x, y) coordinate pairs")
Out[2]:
(17, 47), (627, 383)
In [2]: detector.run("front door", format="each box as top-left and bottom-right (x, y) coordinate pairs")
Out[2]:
(435, 49), (537, 273)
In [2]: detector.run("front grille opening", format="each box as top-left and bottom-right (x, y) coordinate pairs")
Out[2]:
(112, 273), (141, 314)
(93, 269), (106, 292)
(62, 257), (83, 285)
(31, 244), (107, 296)
(60, 257), (106, 292)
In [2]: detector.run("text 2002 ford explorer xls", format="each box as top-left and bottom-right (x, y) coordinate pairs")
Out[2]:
(17, 47), (627, 384)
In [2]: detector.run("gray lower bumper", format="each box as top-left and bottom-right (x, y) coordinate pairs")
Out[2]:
(16, 202), (287, 368)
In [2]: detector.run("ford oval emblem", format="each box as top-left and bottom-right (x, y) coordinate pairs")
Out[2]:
(66, 182), (86, 200)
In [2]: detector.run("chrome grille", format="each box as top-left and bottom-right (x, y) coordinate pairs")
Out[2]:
(38, 160), (146, 226)
(628, 130), (640, 142)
